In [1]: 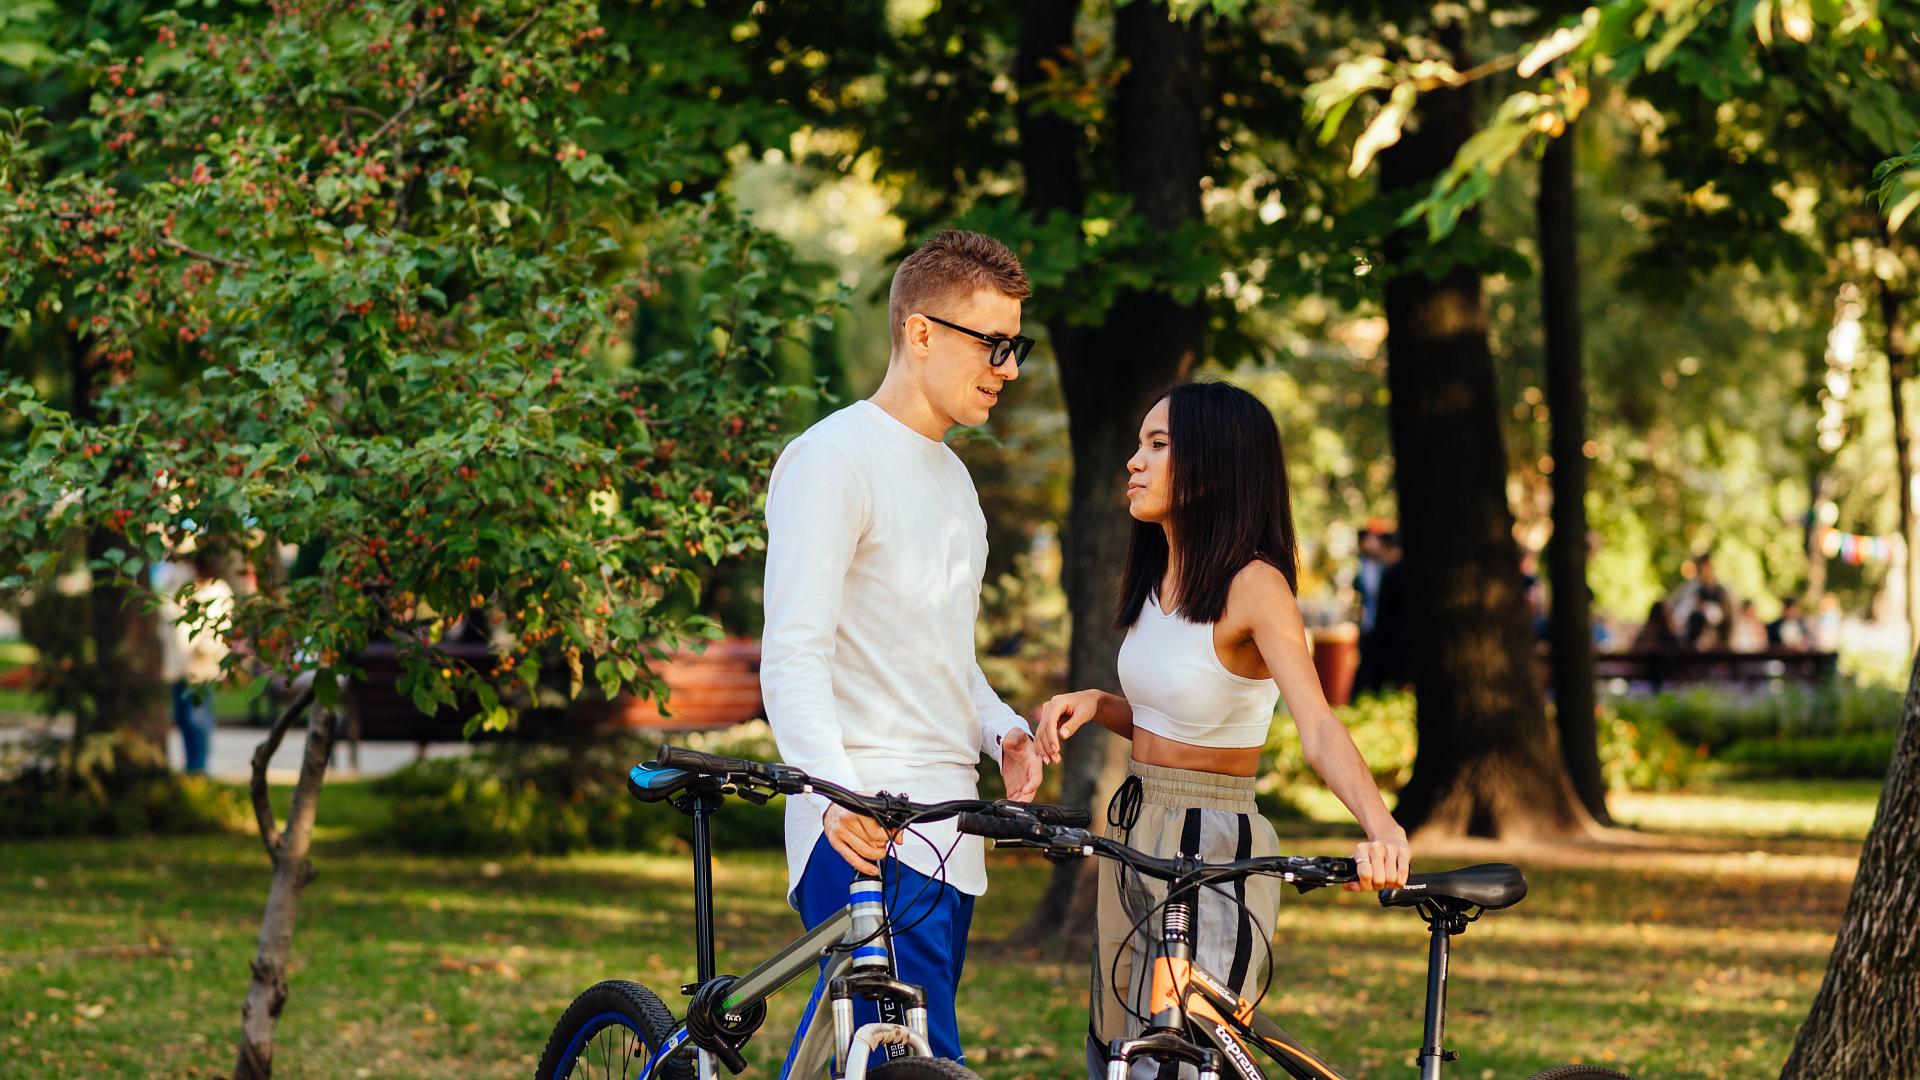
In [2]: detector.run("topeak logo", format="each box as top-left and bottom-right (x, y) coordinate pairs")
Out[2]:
(1213, 1025), (1260, 1078)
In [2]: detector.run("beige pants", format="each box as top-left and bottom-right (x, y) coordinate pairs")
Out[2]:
(1088, 760), (1282, 1080)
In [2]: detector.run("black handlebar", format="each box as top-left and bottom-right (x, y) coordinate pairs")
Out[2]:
(949, 812), (1359, 890)
(649, 744), (1088, 831)
(642, 745), (1352, 893)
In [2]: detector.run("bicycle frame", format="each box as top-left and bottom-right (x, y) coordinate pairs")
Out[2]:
(1110, 883), (1468, 1080)
(633, 787), (931, 1080)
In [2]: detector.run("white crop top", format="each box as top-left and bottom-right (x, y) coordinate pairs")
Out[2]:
(1116, 592), (1280, 750)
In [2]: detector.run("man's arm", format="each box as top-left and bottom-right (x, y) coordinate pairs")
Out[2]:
(760, 437), (867, 795)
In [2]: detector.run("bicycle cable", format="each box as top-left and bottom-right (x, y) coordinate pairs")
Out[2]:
(1107, 859), (1283, 1029)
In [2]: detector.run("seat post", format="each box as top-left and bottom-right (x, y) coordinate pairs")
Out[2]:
(1416, 906), (1459, 1080)
(689, 790), (722, 984)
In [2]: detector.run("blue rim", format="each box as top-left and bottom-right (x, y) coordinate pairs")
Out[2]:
(554, 1010), (646, 1080)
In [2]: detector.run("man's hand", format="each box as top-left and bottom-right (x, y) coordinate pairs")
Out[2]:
(823, 804), (891, 876)
(999, 729), (1042, 802)
(1345, 831), (1412, 892)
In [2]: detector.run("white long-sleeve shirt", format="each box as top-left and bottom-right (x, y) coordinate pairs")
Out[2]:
(762, 400), (1031, 899)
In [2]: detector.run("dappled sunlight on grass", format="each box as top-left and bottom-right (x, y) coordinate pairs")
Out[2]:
(0, 779), (1874, 1078)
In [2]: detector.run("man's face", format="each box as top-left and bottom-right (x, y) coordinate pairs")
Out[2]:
(904, 288), (1023, 430)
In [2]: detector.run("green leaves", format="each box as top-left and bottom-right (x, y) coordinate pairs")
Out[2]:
(1310, 0), (1909, 240)
(1875, 144), (1920, 233)
(0, 0), (839, 736)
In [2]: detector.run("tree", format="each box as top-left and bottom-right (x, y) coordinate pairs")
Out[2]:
(1538, 122), (1608, 823)
(1779, 645), (1920, 1075)
(1366, 21), (1593, 838)
(0, 1), (833, 1073)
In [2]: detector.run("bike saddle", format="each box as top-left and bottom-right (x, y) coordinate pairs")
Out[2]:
(1379, 863), (1527, 911)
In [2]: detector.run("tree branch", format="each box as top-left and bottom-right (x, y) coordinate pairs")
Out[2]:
(160, 236), (257, 272)
(249, 683), (316, 858)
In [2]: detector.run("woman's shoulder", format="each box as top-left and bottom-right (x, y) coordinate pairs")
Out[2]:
(1224, 557), (1295, 616)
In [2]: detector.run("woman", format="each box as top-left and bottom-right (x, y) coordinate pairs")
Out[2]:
(1032, 381), (1411, 1078)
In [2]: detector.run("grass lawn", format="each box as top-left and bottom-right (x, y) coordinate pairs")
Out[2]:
(2, 778), (1877, 1079)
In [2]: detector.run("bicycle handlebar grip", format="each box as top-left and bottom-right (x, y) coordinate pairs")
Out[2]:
(955, 812), (1043, 842)
(656, 745), (758, 777)
(1025, 803), (1091, 828)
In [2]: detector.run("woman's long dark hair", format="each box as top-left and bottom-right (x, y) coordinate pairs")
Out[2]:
(1116, 380), (1300, 628)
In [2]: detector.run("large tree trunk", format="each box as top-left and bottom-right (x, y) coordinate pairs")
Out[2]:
(1376, 27), (1592, 840)
(1537, 125), (1609, 824)
(1877, 270), (1918, 649)
(1779, 647), (1920, 1077)
(1013, 0), (1207, 941)
(234, 687), (328, 1080)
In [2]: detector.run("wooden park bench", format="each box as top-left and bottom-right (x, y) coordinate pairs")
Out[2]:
(1586, 647), (1839, 692)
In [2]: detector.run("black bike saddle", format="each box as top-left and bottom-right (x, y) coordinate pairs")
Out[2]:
(1379, 863), (1528, 911)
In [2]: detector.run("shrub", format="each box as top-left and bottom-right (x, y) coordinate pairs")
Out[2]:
(1262, 690), (1418, 798)
(1596, 703), (1706, 791)
(375, 723), (786, 856)
(0, 731), (244, 838)
(1716, 733), (1896, 778)
(1605, 680), (1903, 751)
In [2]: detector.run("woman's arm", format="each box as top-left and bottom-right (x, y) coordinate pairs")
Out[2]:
(1231, 562), (1411, 890)
(1032, 689), (1133, 765)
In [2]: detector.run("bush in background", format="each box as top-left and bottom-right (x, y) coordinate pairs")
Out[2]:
(0, 731), (243, 838)
(1605, 680), (1901, 780)
(1262, 691), (1418, 804)
(376, 723), (786, 856)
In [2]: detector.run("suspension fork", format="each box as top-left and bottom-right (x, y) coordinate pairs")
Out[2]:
(1147, 886), (1199, 1034)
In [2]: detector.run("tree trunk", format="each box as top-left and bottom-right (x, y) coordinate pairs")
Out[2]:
(1013, 0), (1207, 941)
(1877, 271), (1918, 649)
(1537, 124), (1609, 824)
(1376, 26), (1592, 840)
(1779, 646), (1920, 1077)
(234, 689), (329, 1080)
(65, 329), (168, 751)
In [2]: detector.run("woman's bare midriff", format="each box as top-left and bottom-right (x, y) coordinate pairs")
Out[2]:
(1132, 727), (1262, 777)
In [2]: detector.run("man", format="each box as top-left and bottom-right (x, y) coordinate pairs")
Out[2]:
(761, 230), (1044, 1077)
(156, 549), (233, 774)
(1668, 551), (1736, 645)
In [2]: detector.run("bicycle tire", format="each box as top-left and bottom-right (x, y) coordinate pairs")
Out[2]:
(867, 1058), (985, 1080)
(536, 979), (692, 1080)
(1523, 1067), (1635, 1080)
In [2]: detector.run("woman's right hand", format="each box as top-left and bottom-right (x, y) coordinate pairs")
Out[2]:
(1034, 689), (1105, 764)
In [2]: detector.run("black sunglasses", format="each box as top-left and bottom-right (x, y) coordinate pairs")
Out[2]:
(913, 313), (1035, 369)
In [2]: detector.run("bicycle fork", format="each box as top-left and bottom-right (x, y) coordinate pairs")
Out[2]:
(1106, 888), (1225, 1080)
(830, 876), (930, 1077)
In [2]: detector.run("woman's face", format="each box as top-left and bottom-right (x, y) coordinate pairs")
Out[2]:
(1126, 398), (1172, 524)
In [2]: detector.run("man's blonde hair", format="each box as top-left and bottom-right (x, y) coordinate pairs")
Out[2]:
(888, 230), (1031, 355)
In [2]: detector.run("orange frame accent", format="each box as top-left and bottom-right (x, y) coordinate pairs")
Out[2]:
(1146, 956), (1345, 1080)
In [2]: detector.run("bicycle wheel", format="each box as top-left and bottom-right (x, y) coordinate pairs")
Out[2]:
(536, 980), (691, 1080)
(867, 1058), (985, 1079)
(1524, 1067), (1635, 1080)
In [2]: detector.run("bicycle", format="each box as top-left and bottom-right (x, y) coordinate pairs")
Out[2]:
(536, 745), (1088, 1080)
(951, 809), (1635, 1080)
